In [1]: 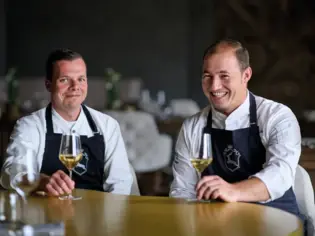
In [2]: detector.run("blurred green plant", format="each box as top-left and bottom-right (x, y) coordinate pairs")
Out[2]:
(2, 67), (20, 121)
(5, 67), (18, 105)
(104, 68), (121, 110)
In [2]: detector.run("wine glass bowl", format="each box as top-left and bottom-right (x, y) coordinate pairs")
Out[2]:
(11, 171), (40, 202)
(58, 133), (83, 200)
(5, 149), (40, 232)
(190, 133), (213, 174)
(59, 152), (83, 170)
(10, 149), (40, 203)
(188, 133), (213, 202)
(190, 158), (213, 173)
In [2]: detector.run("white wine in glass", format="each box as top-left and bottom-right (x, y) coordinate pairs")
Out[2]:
(188, 133), (213, 202)
(190, 133), (213, 174)
(59, 153), (83, 170)
(59, 133), (83, 200)
(190, 158), (213, 173)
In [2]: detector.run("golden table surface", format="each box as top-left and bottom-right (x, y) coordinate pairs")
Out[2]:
(4, 189), (304, 236)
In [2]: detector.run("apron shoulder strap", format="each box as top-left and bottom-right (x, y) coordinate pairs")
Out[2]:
(249, 92), (258, 125)
(82, 105), (99, 133)
(45, 103), (99, 134)
(45, 103), (54, 134)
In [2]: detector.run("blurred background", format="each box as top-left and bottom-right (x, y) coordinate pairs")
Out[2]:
(1, 0), (315, 196)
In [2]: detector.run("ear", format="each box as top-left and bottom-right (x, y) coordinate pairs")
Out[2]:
(45, 79), (52, 92)
(242, 67), (252, 84)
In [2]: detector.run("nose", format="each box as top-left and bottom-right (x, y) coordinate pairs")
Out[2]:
(209, 77), (222, 91)
(70, 80), (80, 91)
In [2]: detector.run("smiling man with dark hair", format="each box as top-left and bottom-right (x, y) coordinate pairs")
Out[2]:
(170, 39), (305, 225)
(0, 48), (133, 196)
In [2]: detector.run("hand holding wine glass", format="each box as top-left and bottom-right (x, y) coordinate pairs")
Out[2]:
(43, 170), (74, 197)
(58, 133), (83, 200)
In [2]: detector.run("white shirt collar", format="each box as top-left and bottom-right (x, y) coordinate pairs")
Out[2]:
(51, 106), (85, 127)
(211, 90), (250, 123)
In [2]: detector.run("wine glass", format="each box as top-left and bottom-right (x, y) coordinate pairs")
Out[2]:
(10, 149), (40, 204)
(7, 149), (40, 231)
(188, 133), (213, 202)
(58, 133), (83, 200)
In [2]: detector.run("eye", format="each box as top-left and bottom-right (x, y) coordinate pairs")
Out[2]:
(220, 74), (229, 80)
(202, 74), (212, 80)
(59, 77), (69, 83)
(78, 77), (86, 82)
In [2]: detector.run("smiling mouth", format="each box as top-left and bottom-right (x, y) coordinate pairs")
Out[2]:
(65, 95), (80, 97)
(210, 92), (228, 98)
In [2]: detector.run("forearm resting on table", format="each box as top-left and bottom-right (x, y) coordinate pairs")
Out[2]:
(233, 177), (270, 202)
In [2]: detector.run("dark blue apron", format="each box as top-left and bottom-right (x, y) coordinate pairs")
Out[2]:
(200, 93), (306, 229)
(40, 103), (105, 192)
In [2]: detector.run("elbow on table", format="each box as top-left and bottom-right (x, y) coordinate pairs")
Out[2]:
(253, 170), (293, 202)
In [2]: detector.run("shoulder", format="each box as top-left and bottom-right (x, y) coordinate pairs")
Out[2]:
(255, 94), (297, 123)
(84, 106), (120, 133)
(10, 108), (46, 140)
(181, 106), (209, 136)
(254, 94), (300, 135)
(16, 107), (46, 130)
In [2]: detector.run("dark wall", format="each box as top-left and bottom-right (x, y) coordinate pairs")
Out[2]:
(189, 0), (216, 108)
(6, 0), (190, 100)
(0, 0), (6, 75)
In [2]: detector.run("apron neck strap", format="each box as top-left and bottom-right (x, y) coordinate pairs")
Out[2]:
(45, 103), (98, 134)
(249, 92), (257, 125)
(81, 105), (98, 133)
(205, 92), (258, 132)
(45, 103), (54, 134)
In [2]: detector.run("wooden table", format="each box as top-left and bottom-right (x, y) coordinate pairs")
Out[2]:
(1, 189), (304, 236)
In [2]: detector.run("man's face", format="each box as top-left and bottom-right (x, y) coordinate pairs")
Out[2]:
(202, 48), (251, 115)
(46, 58), (88, 111)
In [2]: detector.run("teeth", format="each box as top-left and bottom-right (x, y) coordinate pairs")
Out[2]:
(211, 92), (226, 97)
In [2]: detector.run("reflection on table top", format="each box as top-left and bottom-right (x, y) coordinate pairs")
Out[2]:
(3, 189), (304, 236)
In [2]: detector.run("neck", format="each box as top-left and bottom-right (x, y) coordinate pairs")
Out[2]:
(222, 90), (248, 116)
(51, 103), (81, 121)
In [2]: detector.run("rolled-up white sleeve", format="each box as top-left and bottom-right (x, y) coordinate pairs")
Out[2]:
(103, 120), (133, 195)
(251, 107), (301, 201)
(0, 118), (40, 189)
(169, 122), (198, 199)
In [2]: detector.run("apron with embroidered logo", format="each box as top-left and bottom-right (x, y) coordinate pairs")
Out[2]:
(200, 93), (302, 219)
(40, 103), (105, 191)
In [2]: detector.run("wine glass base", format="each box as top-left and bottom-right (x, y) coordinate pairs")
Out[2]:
(59, 195), (82, 201)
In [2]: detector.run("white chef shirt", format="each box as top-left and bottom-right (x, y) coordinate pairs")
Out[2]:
(0, 105), (133, 195)
(170, 91), (301, 202)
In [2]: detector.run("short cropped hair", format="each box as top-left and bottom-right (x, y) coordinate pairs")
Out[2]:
(45, 48), (83, 81)
(203, 39), (250, 71)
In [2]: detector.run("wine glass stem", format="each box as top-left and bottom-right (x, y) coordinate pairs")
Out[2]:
(21, 197), (27, 223)
(22, 195), (27, 205)
(69, 169), (73, 197)
(196, 172), (201, 199)
(69, 169), (73, 180)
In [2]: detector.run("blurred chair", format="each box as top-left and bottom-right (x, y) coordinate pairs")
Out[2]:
(170, 99), (200, 117)
(106, 111), (172, 173)
(302, 138), (315, 149)
(293, 165), (315, 236)
(129, 162), (140, 196)
(119, 78), (143, 105)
